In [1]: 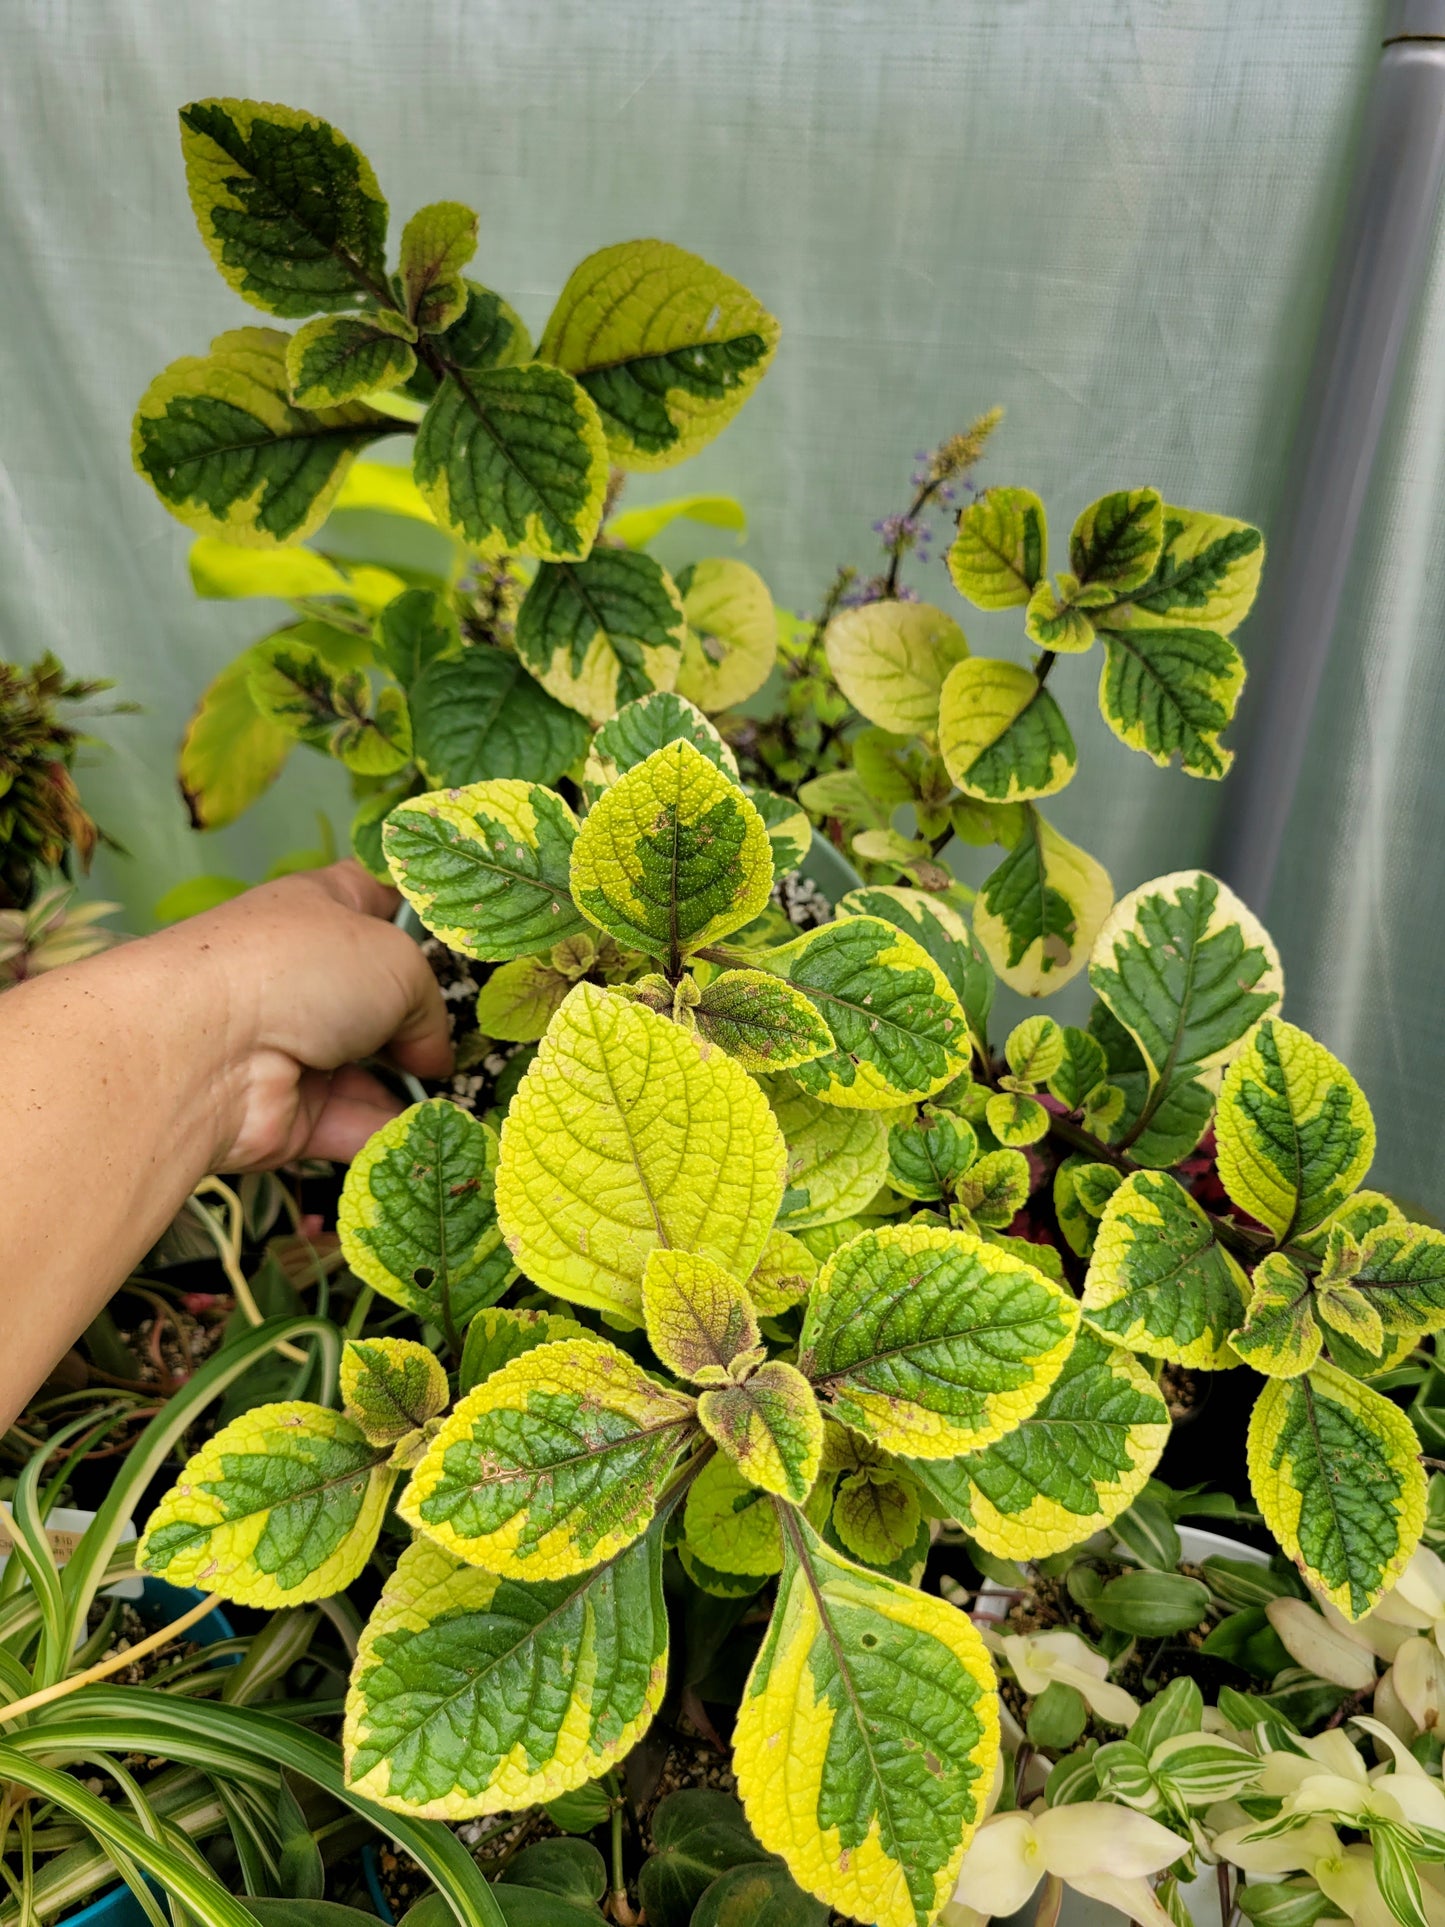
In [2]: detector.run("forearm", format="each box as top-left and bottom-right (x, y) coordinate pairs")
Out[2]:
(0, 932), (239, 1424)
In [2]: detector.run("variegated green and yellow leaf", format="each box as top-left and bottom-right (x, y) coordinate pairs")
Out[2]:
(734, 1511), (998, 1927)
(338, 1099), (511, 1328)
(698, 1361), (823, 1503)
(178, 640), (295, 830)
(749, 788), (812, 875)
(887, 1112), (977, 1202)
(939, 658), (1077, 802)
(675, 557), (777, 712)
(1047, 1026), (1110, 1110)
(133, 328), (391, 544)
(1350, 1222), (1445, 1339)
(383, 778), (587, 960)
(1083, 1169), (1250, 1367)
(582, 689), (738, 800)
(1248, 1361), (1426, 1618)
(693, 969), (834, 1072)
(401, 1336), (695, 1577)
(285, 310), (417, 408)
(1024, 578), (1096, 654)
(1216, 1018), (1375, 1243)
(1294, 1189), (1406, 1257)
(178, 98), (388, 316)
(825, 601), (969, 736)
(344, 1526), (669, 1816)
(458, 1306), (590, 1397)
(1110, 506), (1264, 635)
(408, 279), (533, 384)
(766, 1078), (890, 1229)
(571, 739), (773, 963)
(1097, 626), (1245, 779)
(947, 487), (1047, 609)
(1070, 488), (1164, 596)
(138, 1403), (391, 1606)
(837, 886), (994, 1050)
(953, 1148), (1031, 1229)
(412, 361), (608, 560)
(1005, 1015), (1065, 1085)
(763, 917), (970, 1110)
(799, 1221), (1078, 1458)
(973, 809), (1113, 997)
(496, 983), (785, 1320)
(516, 548), (687, 722)
(1053, 1154), (1098, 1259)
(340, 1337), (449, 1447)
(683, 1449), (785, 1578)
(248, 641), (410, 773)
(829, 1466), (925, 1573)
(398, 200), (478, 333)
(538, 240), (779, 469)
(907, 1327), (1169, 1559)
(642, 1248), (761, 1383)
(475, 954), (574, 1043)
(985, 1092), (1050, 1147)
(410, 647), (591, 790)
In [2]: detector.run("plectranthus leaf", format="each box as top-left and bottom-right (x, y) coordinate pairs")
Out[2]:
(675, 557), (777, 712)
(496, 984), (785, 1321)
(947, 486), (1047, 609)
(1023, 577), (1097, 654)
(838, 885), (994, 1052)
(538, 240), (779, 469)
(409, 650), (590, 790)
(693, 969), (834, 1071)
(516, 548), (687, 721)
(698, 1361), (824, 1503)
(953, 1148), (1031, 1229)
(762, 917), (970, 1110)
(1070, 488), (1164, 596)
(474, 952), (577, 1044)
(374, 587), (461, 687)
(1096, 625), (1245, 778)
(176, 637), (308, 828)
(733, 1511), (999, 1927)
(133, 328), (391, 544)
(683, 1450), (786, 1580)
(1005, 1014), (1065, 1084)
(1047, 1026), (1110, 1110)
(798, 1221), (1078, 1459)
(973, 807), (1113, 997)
(829, 1465), (925, 1575)
(1230, 1259), (1323, 1376)
(400, 1336), (695, 1579)
(1216, 1018), (1375, 1243)
(1083, 1169), (1249, 1367)
(610, 491), (748, 547)
(746, 1228), (820, 1317)
(338, 1099), (511, 1329)
(1089, 870), (1283, 1161)
(642, 1249), (761, 1383)
(412, 361), (608, 561)
(248, 641), (411, 773)
(765, 1077), (890, 1229)
(285, 310), (417, 408)
(887, 1111), (977, 1201)
(138, 1403), (391, 1606)
(344, 1527), (669, 1816)
(1247, 1361), (1426, 1618)
(908, 1328), (1170, 1560)
(583, 690), (739, 800)
(1087, 1001), (1218, 1169)
(178, 99), (388, 316)
(748, 788), (812, 875)
(938, 659), (1077, 802)
(402, 280), (533, 393)
(383, 778), (587, 960)
(458, 1307), (591, 1396)
(570, 740), (774, 964)
(339, 1338), (450, 1448)
(1111, 505), (1264, 634)
(824, 601), (970, 736)
(398, 200), (478, 333)
(985, 1092), (1050, 1147)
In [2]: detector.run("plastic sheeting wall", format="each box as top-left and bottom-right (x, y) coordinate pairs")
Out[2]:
(6, 1), (1445, 1208)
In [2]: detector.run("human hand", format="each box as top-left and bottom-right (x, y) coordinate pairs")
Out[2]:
(158, 859), (453, 1170)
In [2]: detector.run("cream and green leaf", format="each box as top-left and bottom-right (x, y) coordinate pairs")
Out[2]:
(582, 690), (738, 800)
(1096, 625), (1246, 779)
(947, 487), (1047, 609)
(837, 885), (994, 1051)
(692, 969), (834, 1071)
(697, 1363), (824, 1504)
(285, 309), (417, 408)
(1083, 1169), (1250, 1368)
(339, 1337), (450, 1448)
(458, 1306), (590, 1397)
(766, 1078), (890, 1228)
(938, 658), (1076, 802)
(973, 808), (1113, 996)
(887, 1112), (977, 1201)
(675, 558), (777, 712)
(642, 1249), (762, 1384)
(825, 602), (969, 737)
(398, 200), (478, 333)
(515, 549), (687, 721)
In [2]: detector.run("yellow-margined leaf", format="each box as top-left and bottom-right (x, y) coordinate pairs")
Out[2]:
(697, 1361), (823, 1504)
(947, 487), (1047, 609)
(1070, 488), (1164, 596)
(1248, 1361), (1426, 1619)
(581, 690), (738, 801)
(138, 1403), (391, 1606)
(973, 808), (1113, 997)
(765, 1077), (890, 1228)
(286, 310), (417, 409)
(188, 538), (404, 609)
(474, 954), (575, 1043)
(400, 1336), (696, 1579)
(340, 1337), (449, 1447)
(1083, 1169), (1249, 1368)
(398, 200), (478, 333)
(798, 1221), (1078, 1458)
(516, 548), (687, 722)
(939, 658), (1076, 802)
(675, 557), (777, 712)
(496, 983), (785, 1321)
(1024, 578), (1097, 654)
(734, 1510), (998, 1927)
(642, 1249), (761, 1384)
(824, 601), (969, 736)
(344, 1527), (669, 1817)
(178, 642), (295, 830)
(1229, 1253), (1322, 1380)
(693, 968), (834, 1072)
(458, 1306), (590, 1397)
(1097, 625), (1245, 778)
(1110, 505), (1264, 635)
(746, 1227), (821, 1316)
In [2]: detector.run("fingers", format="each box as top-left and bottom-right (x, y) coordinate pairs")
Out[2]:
(375, 925), (455, 1082)
(308, 858), (402, 921)
(298, 1065), (406, 1164)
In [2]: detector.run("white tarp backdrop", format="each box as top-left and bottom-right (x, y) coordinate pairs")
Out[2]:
(6, 2), (1445, 1207)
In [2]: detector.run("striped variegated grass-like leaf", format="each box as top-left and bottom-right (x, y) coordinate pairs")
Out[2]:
(1083, 1169), (1249, 1368)
(516, 548), (687, 721)
(973, 808), (1113, 997)
(907, 1328), (1169, 1559)
(1248, 1361), (1426, 1619)
(496, 984), (785, 1321)
(733, 1509), (999, 1927)
(697, 1362), (823, 1504)
(400, 1337), (697, 1580)
(939, 657), (1077, 802)
(824, 600), (970, 736)
(571, 739), (774, 966)
(798, 1221), (1078, 1459)
(762, 916), (970, 1110)
(136, 1403), (392, 1607)
(384, 778), (587, 960)
(345, 1526), (670, 1818)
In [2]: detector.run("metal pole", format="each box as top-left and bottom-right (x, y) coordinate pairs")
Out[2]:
(1211, 1), (1445, 909)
